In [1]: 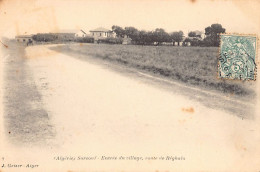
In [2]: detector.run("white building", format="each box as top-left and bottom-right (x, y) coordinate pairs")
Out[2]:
(15, 35), (33, 43)
(89, 27), (116, 38)
(75, 29), (88, 37)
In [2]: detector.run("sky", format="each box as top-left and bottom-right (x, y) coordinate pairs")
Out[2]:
(0, 0), (259, 38)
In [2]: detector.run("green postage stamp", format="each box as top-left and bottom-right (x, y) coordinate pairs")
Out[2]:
(218, 34), (257, 80)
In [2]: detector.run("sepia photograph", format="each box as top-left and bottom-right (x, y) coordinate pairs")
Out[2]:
(0, 0), (260, 171)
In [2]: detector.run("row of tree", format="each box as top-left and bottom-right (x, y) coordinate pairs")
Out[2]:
(32, 33), (57, 42)
(112, 26), (184, 45)
(32, 33), (76, 42)
(112, 24), (225, 46)
(31, 24), (226, 46)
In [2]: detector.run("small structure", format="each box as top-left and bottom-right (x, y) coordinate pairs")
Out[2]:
(162, 42), (173, 46)
(122, 35), (132, 45)
(173, 41), (184, 46)
(190, 30), (205, 40)
(194, 30), (205, 39)
(15, 35), (33, 43)
(75, 29), (88, 37)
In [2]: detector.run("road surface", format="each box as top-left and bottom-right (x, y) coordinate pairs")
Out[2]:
(1, 43), (260, 171)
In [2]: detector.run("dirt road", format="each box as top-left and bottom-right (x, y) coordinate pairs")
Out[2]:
(1, 43), (260, 171)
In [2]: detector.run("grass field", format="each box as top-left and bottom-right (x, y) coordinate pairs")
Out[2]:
(52, 43), (256, 98)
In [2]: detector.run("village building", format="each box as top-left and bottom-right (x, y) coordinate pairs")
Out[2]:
(182, 30), (205, 46)
(15, 35), (33, 43)
(75, 29), (88, 37)
(174, 41), (184, 46)
(161, 42), (173, 46)
(191, 30), (205, 39)
(89, 27), (116, 39)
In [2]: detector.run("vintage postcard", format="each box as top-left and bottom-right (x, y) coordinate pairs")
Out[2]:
(0, 0), (260, 171)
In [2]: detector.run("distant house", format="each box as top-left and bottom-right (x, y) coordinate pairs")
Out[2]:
(191, 30), (205, 39)
(174, 41), (184, 46)
(75, 29), (88, 37)
(89, 27), (116, 39)
(15, 35), (33, 43)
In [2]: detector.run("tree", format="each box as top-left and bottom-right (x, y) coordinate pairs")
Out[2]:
(204, 24), (225, 46)
(125, 27), (139, 36)
(144, 31), (155, 45)
(32, 33), (57, 42)
(170, 31), (184, 46)
(136, 30), (149, 45)
(124, 27), (140, 42)
(153, 28), (170, 44)
(187, 31), (203, 46)
(188, 31), (197, 37)
(188, 31), (202, 38)
(112, 25), (125, 38)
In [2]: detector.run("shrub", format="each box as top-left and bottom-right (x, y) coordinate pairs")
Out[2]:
(99, 37), (123, 44)
(32, 34), (57, 42)
(74, 37), (94, 43)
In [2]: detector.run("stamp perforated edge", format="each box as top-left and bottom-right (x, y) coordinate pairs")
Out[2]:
(217, 33), (258, 81)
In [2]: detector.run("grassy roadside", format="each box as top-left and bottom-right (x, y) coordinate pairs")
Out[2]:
(51, 43), (256, 98)
(2, 41), (56, 145)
